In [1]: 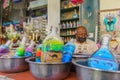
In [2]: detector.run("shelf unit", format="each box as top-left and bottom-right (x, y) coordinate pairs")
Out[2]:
(60, 0), (80, 43)
(61, 17), (79, 22)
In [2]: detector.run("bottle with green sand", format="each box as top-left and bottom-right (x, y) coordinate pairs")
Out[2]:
(14, 36), (27, 58)
(41, 26), (64, 62)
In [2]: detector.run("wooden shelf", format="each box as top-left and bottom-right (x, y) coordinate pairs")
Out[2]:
(60, 0), (80, 43)
(61, 34), (75, 37)
(60, 27), (77, 30)
(61, 17), (79, 22)
(61, 6), (79, 13)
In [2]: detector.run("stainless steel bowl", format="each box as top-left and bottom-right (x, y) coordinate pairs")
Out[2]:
(26, 57), (71, 80)
(0, 57), (29, 73)
(73, 59), (120, 80)
(71, 54), (90, 72)
(72, 54), (90, 60)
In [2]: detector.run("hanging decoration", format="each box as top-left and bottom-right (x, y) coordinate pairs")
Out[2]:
(3, 0), (10, 9)
(71, 0), (83, 5)
(12, 0), (22, 3)
(104, 13), (117, 32)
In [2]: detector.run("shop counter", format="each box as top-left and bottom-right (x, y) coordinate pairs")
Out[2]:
(0, 71), (77, 80)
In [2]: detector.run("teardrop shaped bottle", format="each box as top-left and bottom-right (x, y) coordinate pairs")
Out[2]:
(88, 35), (118, 71)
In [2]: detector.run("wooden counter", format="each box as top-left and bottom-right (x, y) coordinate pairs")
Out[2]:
(0, 71), (78, 80)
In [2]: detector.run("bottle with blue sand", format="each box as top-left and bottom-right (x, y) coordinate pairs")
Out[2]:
(14, 37), (27, 58)
(73, 9), (79, 18)
(24, 40), (35, 57)
(0, 40), (12, 54)
(88, 35), (118, 71)
(62, 39), (75, 62)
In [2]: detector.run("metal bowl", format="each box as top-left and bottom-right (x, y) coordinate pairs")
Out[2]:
(25, 57), (71, 80)
(73, 59), (120, 80)
(0, 57), (29, 73)
(71, 54), (90, 72)
(72, 54), (90, 60)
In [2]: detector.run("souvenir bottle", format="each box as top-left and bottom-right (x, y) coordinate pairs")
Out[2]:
(24, 40), (35, 57)
(69, 21), (73, 28)
(62, 39), (75, 62)
(73, 9), (78, 18)
(41, 26), (64, 62)
(14, 37), (27, 57)
(0, 40), (11, 54)
(35, 49), (41, 62)
(35, 45), (42, 62)
(88, 35), (118, 71)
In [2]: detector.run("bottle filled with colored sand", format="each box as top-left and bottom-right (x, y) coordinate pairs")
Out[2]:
(35, 45), (42, 62)
(24, 40), (35, 57)
(41, 26), (64, 62)
(88, 35), (118, 71)
(0, 40), (12, 54)
(14, 36), (27, 58)
(62, 39), (75, 62)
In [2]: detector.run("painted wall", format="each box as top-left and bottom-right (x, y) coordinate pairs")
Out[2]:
(48, 0), (60, 27)
(100, 0), (120, 10)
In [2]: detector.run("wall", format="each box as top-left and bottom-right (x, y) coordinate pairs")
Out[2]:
(100, 0), (120, 10)
(48, 0), (60, 28)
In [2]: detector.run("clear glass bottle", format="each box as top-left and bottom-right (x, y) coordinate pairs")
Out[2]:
(88, 35), (118, 71)
(24, 40), (35, 57)
(41, 26), (64, 62)
(0, 40), (11, 54)
(14, 37), (27, 57)
(73, 9), (79, 18)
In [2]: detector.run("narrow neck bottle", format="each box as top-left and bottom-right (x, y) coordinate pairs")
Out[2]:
(101, 36), (109, 49)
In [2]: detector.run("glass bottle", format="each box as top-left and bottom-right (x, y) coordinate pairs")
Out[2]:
(0, 40), (11, 54)
(35, 45), (42, 62)
(62, 39), (75, 62)
(69, 21), (73, 28)
(88, 35), (118, 71)
(24, 40), (35, 57)
(66, 21), (69, 28)
(41, 26), (64, 62)
(14, 36), (27, 57)
(63, 22), (66, 28)
(73, 9), (79, 18)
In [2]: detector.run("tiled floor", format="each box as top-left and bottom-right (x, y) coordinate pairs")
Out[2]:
(0, 71), (78, 80)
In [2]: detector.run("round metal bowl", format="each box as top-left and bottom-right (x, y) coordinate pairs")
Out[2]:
(25, 57), (71, 80)
(72, 54), (90, 60)
(73, 59), (120, 80)
(0, 57), (29, 73)
(71, 54), (90, 72)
